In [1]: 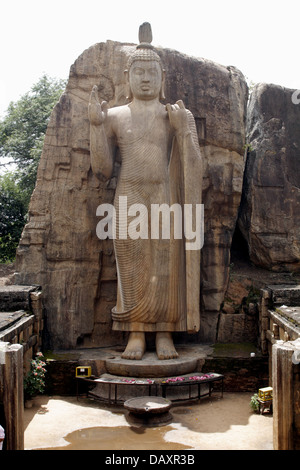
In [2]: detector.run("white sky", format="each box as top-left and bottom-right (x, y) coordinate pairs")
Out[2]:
(0, 0), (299, 118)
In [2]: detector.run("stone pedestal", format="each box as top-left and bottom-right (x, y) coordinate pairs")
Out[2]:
(76, 345), (215, 404)
(105, 351), (199, 378)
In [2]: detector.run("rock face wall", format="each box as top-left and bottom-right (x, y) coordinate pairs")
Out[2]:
(15, 41), (248, 349)
(238, 83), (300, 272)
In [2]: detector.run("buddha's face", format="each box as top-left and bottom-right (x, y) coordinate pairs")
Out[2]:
(128, 60), (163, 101)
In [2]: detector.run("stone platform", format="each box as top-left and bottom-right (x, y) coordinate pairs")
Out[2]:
(85, 371), (224, 405)
(104, 348), (210, 378)
(46, 342), (268, 397)
(74, 344), (213, 378)
(74, 345), (215, 404)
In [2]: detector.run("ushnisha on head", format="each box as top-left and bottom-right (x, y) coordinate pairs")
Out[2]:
(125, 22), (166, 100)
(127, 22), (163, 70)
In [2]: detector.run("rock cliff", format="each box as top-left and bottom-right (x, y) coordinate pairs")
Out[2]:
(238, 83), (300, 272)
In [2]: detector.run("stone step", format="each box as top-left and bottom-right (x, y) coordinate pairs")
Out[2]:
(0, 310), (28, 332)
(0, 285), (40, 312)
(268, 284), (300, 307)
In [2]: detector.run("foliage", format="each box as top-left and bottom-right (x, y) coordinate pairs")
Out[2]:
(243, 142), (254, 153)
(0, 74), (66, 206)
(0, 172), (27, 262)
(24, 353), (47, 400)
(0, 75), (66, 261)
(250, 393), (260, 413)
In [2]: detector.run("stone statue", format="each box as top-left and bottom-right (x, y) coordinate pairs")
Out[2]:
(89, 23), (203, 360)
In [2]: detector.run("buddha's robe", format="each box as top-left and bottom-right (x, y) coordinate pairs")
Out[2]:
(111, 106), (202, 333)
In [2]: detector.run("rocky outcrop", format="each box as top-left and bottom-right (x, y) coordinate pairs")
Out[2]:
(218, 276), (259, 343)
(15, 41), (248, 349)
(238, 83), (300, 272)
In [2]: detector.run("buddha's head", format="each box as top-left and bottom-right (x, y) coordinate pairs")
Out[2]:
(125, 23), (166, 101)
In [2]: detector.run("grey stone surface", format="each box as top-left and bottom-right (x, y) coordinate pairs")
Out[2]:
(0, 311), (27, 332)
(268, 284), (300, 306)
(275, 306), (300, 329)
(105, 352), (198, 378)
(238, 83), (300, 272)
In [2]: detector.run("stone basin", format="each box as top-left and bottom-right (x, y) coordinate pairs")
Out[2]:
(124, 396), (173, 427)
(124, 396), (172, 414)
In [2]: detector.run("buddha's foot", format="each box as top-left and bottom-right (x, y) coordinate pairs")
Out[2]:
(156, 332), (179, 360)
(121, 332), (146, 360)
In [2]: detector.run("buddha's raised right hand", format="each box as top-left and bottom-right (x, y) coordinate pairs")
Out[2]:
(88, 85), (108, 126)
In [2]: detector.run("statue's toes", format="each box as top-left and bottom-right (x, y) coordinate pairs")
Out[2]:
(122, 348), (144, 360)
(157, 348), (179, 360)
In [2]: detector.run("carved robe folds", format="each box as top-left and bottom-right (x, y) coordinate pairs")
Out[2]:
(111, 110), (202, 333)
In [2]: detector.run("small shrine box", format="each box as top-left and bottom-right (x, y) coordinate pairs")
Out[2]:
(76, 366), (92, 378)
(258, 387), (273, 402)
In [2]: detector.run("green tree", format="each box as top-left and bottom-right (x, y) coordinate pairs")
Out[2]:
(0, 172), (27, 262)
(0, 74), (66, 207)
(0, 75), (66, 261)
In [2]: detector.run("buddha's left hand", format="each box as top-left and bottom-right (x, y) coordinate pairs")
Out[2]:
(166, 100), (189, 134)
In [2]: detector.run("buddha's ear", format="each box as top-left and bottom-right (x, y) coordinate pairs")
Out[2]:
(160, 69), (166, 100)
(124, 69), (133, 101)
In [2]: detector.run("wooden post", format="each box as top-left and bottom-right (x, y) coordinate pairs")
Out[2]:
(2, 343), (24, 450)
(272, 341), (294, 450)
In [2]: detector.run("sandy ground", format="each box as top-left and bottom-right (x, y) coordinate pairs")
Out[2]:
(24, 392), (273, 451)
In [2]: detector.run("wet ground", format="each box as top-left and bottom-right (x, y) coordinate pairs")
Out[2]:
(24, 392), (273, 451)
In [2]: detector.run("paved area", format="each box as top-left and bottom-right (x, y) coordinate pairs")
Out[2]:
(24, 392), (273, 450)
